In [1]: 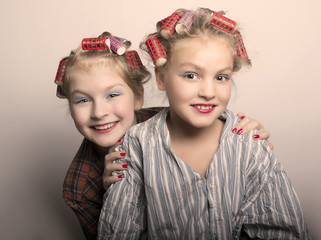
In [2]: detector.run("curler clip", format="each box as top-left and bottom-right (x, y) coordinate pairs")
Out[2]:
(54, 59), (69, 85)
(210, 11), (236, 34)
(82, 37), (108, 50)
(126, 50), (143, 70)
(160, 12), (182, 37)
(234, 34), (248, 58)
(145, 36), (167, 66)
(175, 11), (195, 34)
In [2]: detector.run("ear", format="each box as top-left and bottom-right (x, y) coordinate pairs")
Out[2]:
(134, 89), (144, 111)
(155, 68), (166, 91)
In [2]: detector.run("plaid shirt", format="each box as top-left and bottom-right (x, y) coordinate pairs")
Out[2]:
(63, 107), (163, 240)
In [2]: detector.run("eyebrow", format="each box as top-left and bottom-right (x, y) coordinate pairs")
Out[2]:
(70, 83), (124, 96)
(179, 62), (233, 72)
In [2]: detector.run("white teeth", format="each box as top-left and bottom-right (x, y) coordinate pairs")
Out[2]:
(195, 105), (213, 110)
(94, 122), (116, 130)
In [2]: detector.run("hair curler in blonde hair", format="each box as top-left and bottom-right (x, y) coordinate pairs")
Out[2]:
(145, 36), (167, 66)
(175, 11), (195, 34)
(106, 36), (126, 55)
(160, 12), (182, 38)
(210, 11), (236, 34)
(82, 37), (109, 50)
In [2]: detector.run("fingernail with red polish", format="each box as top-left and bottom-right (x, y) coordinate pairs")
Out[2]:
(120, 152), (126, 157)
(237, 129), (243, 134)
(253, 134), (260, 139)
(232, 128), (237, 133)
(118, 139), (122, 143)
(118, 174), (123, 179)
(240, 116), (245, 120)
(122, 164), (128, 169)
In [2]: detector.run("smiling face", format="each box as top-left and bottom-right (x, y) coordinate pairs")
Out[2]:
(156, 36), (233, 130)
(68, 59), (143, 148)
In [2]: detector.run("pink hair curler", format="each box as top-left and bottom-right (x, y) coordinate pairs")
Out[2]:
(82, 37), (108, 50)
(106, 36), (126, 55)
(145, 36), (167, 66)
(175, 11), (195, 34)
(126, 50), (143, 70)
(210, 11), (236, 34)
(54, 59), (69, 85)
(234, 33), (248, 58)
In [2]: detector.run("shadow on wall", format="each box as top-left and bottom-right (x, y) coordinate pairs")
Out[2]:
(1, 128), (86, 240)
(33, 131), (86, 240)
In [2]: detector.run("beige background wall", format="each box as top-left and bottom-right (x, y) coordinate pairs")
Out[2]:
(1, 0), (320, 239)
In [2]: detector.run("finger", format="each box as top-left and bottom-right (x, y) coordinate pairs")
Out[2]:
(233, 117), (254, 135)
(233, 115), (265, 135)
(103, 174), (124, 190)
(252, 133), (274, 150)
(236, 112), (246, 119)
(106, 163), (128, 173)
(104, 151), (126, 165)
(241, 120), (264, 135)
(108, 138), (123, 154)
(252, 130), (270, 140)
(104, 153), (128, 176)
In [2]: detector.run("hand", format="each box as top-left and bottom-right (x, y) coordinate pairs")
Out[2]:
(102, 139), (128, 190)
(232, 112), (274, 150)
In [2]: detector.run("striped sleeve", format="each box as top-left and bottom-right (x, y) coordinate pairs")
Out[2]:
(236, 141), (311, 239)
(97, 132), (147, 240)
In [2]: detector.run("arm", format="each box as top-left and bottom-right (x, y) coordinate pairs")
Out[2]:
(63, 138), (105, 240)
(63, 196), (101, 240)
(97, 134), (147, 240)
(237, 146), (310, 239)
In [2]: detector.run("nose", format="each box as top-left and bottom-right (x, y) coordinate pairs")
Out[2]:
(198, 78), (215, 100)
(91, 100), (109, 119)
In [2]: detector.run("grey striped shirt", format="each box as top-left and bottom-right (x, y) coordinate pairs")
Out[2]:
(98, 108), (310, 239)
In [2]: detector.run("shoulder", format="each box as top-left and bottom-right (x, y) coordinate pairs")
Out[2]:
(63, 138), (104, 202)
(221, 110), (277, 173)
(128, 108), (168, 138)
(116, 108), (169, 161)
(222, 109), (269, 150)
(136, 107), (165, 123)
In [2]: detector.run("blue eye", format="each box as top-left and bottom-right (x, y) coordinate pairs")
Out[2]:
(216, 74), (230, 81)
(73, 96), (91, 104)
(183, 72), (199, 80)
(105, 91), (122, 99)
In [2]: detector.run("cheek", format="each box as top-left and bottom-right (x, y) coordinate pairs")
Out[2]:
(69, 105), (87, 127)
(113, 96), (136, 120)
(166, 81), (194, 103)
(220, 85), (232, 104)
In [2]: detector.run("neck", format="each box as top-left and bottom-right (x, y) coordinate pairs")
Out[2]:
(166, 111), (224, 142)
(93, 144), (110, 160)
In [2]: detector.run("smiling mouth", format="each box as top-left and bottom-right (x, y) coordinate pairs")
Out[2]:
(192, 104), (216, 113)
(193, 105), (215, 110)
(92, 121), (118, 130)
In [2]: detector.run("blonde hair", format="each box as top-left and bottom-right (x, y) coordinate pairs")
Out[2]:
(61, 31), (150, 99)
(140, 8), (251, 74)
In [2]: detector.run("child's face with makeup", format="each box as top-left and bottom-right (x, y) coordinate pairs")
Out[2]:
(68, 60), (143, 148)
(156, 36), (233, 130)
